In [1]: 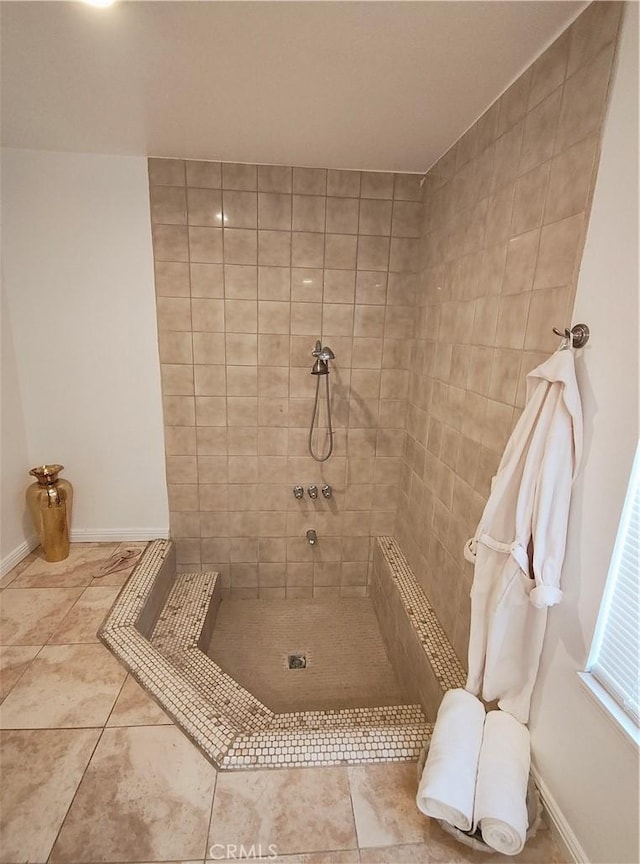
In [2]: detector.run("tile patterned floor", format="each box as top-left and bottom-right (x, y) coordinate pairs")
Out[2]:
(0, 542), (569, 864)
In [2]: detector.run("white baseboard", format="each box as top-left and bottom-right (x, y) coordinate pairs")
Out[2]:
(531, 765), (588, 863)
(69, 528), (170, 542)
(0, 535), (39, 581)
(1, 529), (170, 583)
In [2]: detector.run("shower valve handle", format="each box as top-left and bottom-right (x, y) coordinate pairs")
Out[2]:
(321, 485), (333, 499)
(307, 485), (318, 499)
(293, 486), (304, 499)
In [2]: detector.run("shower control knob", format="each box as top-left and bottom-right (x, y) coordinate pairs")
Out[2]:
(293, 485), (304, 499)
(307, 485), (318, 499)
(321, 485), (333, 499)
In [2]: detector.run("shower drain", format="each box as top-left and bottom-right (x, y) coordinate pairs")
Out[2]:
(287, 654), (307, 669)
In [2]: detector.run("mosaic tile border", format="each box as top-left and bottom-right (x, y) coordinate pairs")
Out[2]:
(377, 536), (467, 689)
(100, 538), (461, 770)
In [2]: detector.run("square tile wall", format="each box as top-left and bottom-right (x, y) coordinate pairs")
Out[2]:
(149, 160), (423, 597)
(395, 1), (622, 664)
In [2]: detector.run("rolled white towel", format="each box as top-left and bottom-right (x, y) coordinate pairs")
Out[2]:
(416, 688), (485, 831)
(474, 710), (530, 855)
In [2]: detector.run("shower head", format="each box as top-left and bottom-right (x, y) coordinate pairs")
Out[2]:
(312, 357), (329, 375)
(311, 340), (335, 374)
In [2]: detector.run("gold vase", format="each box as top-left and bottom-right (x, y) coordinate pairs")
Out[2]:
(26, 464), (73, 562)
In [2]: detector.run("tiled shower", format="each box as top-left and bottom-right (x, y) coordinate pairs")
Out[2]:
(150, 161), (423, 598)
(149, 0), (620, 668)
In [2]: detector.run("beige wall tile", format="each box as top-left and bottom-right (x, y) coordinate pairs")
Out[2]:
(534, 213), (584, 291)
(156, 296), (191, 331)
(188, 227), (223, 263)
(192, 332), (225, 364)
(258, 230), (291, 266)
(154, 261), (190, 297)
(150, 186), (187, 225)
(185, 159), (221, 188)
(187, 188), (222, 227)
(163, 395), (195, 427)
(326, 197), (359, 234)
(519, 87), (562, 175)
(149, 158), (185, 186)
(556, 43), (615, 152)
(258, 193), (292, 230)
(190, 263), (224, 298)
(327, 169), (361, 197)
(222, 163), (257, 191)
(293, 167), (327, 196)
(258, 165), (292, 193)
(359, 199), (392, 236)
(258, 266), (290, 301)
(512, 161), (550, 235)
(160, 363), (194, 395)
(360, 172), (394, 199)
(566, 1), (621, 77)
(152, 224), (189, 262)
(529, 30), (569, 110)
(195, 396), (227, 426)
(291, 232), (325, 268)
(357, 236), (390, 271)
(544, 134), (597, 224)
(325, 234), (358, 270)
(501, 229), (540, 294)
(292, 195), (326, 232)
(223, 228), (257, 265)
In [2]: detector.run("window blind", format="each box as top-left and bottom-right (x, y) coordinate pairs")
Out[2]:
(588, 444), (640, 725)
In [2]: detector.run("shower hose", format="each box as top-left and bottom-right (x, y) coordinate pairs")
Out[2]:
(308, 372), (334, 462)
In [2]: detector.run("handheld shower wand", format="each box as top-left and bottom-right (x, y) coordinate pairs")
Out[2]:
(309, 340), (335, 462)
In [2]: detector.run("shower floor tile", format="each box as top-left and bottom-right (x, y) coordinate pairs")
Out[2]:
(206, 597), (411, 712)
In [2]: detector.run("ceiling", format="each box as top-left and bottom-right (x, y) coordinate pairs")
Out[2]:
(1, 1), (587, 173)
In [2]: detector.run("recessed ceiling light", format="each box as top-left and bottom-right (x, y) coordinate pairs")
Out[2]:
(82, 0), (116, 8)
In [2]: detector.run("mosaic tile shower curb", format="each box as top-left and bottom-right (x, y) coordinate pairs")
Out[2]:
(100, 538), (472, 769)
(372, 536), (466, 716)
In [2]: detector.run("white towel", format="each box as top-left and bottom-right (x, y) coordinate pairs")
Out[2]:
(474, 710), (530, 855)
(416, 688), (485, 831)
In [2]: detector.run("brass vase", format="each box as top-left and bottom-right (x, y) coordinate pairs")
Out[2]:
(26, 465), (73, 562)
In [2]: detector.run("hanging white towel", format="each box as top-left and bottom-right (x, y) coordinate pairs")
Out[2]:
(416, 688), (485, 831)
(474, 710), (530, 855)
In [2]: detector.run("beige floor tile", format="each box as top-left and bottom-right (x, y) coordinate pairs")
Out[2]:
(360, 822), (567, 864)
(206, 853), (359, 864)
(348, 763), (429, 848)
(0, 587), (84, 644)
(0, 550), (38, 590)
(0, 643), (126, 728)
(48, 585), (120, 644)
(209, 767), (357, 856)
(50, 725), (216, 863)
(106, 675), (172, 726)
(0, 727), (100, 864)
(11, 543), (118, 588)
(89, 542), (147, 587)
(0, 644), (41, 702)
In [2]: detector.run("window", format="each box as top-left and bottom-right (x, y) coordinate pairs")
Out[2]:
(583, 442), (639, 734)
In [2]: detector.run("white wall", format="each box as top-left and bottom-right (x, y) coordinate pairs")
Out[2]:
(0, 281), (33, 570)
(1, 149), (169, 548)
(529, 5), (639, 863)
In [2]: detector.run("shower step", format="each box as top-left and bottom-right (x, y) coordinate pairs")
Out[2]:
(151, 571), (274, 733)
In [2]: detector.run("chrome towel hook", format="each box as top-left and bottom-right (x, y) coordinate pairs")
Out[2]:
(552, 323), (590, 349)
